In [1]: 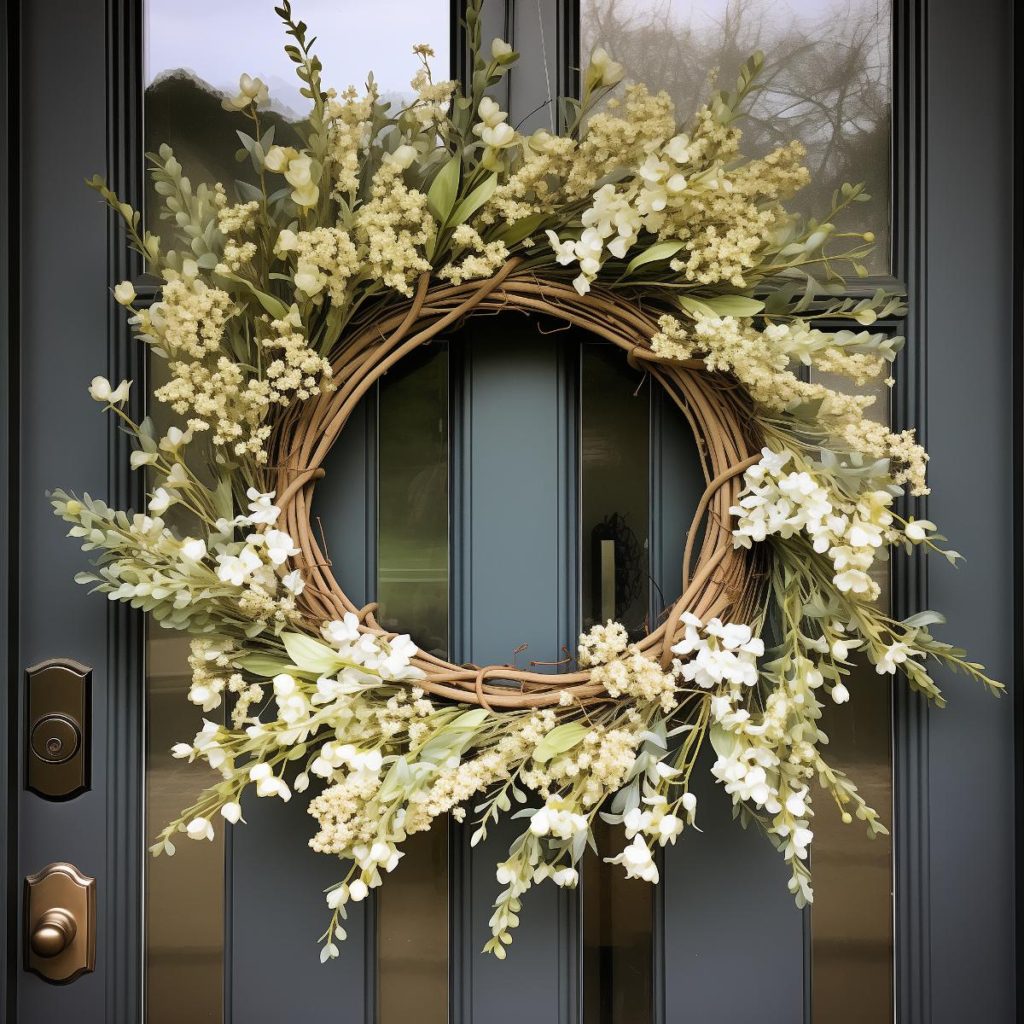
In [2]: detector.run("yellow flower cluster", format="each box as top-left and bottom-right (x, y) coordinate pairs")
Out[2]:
(439, 224), (509, 285)
(652, 313), (928, 494)
(566, 84), (677, 199)
(409, 66), (458, 131)
(275, 226), (359, 306)
(480, 130), (577, 226)
(353, 158), (436, 296)
(590, 649), (678, 712)
(139, 278), (331, 462)
(326, 85), (376, 198)
(216, 200), (260, 235)
(524, 719), (644, 808)
(665, 138), (809, 288)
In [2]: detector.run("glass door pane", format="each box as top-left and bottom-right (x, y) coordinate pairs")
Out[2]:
(141, 3), (452, 1019)
(580, 0), (893, 273)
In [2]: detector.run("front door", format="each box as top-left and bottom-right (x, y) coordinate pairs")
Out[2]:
(3, 2), (1016, 1022)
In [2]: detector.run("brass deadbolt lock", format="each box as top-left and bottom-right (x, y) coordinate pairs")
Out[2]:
(24, 863), (95, 983)
(26, 659), (90, 799)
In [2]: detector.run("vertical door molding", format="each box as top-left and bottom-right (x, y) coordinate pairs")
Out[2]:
(917, 0), (1015, 1018)
(0, 1), (19, 1017)
(890, 2), (930, 1022)
(103, 1), (146, 1017)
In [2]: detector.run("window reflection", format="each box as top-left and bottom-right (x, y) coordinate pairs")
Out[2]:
(809, 366), (893, 1022)
(580, 343), (653, 1023)
(376, 342), (450, 1023)
(580, 0), (892, 273)
(143, 0), (452, 236)
(145, 629), (224, 1023)
(581, 344), (650, 639)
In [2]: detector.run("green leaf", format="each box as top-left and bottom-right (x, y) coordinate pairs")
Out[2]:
(533, 722), (588, 763)
(494, 212), (547, 247)
(238, 654), (293, 677)
(709, 723), (739, 759)
(281, 632), (343, 674)
(903, 610), (947, 629)
(678, 295), (718, 319)
(450, 173), (498, 227)
(221, 272), (290, 319)
(426, 153), (461, 224)
(448, 708), (489, 730)
(624, 240), (685, 276)
(697, 295), (765, 317)
(211, 475), (234, 522)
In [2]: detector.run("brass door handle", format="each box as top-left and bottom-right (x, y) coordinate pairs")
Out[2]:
(30, 908), (78, 958)
(24, 863), (95, 983)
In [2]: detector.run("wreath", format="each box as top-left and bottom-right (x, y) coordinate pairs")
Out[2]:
(55, 0), (999, 962)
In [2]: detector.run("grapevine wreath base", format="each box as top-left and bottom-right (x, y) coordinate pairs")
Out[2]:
(275, 261), (764, 709)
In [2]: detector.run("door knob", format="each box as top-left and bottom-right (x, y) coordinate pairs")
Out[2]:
(30, 908), (78, 958)
(24, 863), (95, 983)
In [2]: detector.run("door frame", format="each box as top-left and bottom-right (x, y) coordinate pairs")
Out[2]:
(1, 1), (1018, 1020)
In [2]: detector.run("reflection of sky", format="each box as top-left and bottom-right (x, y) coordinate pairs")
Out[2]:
(146, 0), (451, 115)
(588, 0), (888, 29)
(582, 0), (890, 76)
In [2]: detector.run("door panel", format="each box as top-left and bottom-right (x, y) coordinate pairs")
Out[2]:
(452, 323), (579, 1021)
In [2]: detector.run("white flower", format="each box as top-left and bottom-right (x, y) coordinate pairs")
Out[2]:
(186, 817), (215, 842)
(294, 262), (325, 297)
(246, 488), (280, 526)
(159, 426), (193, 453)
(113, 280), (136, 305)
(181, 537), (207, 561)
(388, 144), (418, 171)
(283, 153), (318, 208)
(904, 518), (936, 543)
(834, 568), (873, 594)
(222, 73), (269, 111)
(545, 230), (577, 266)
(221, 802), (243, 824)
(379, 634), (421, 680)
(148, 488), (173, 515)
(349, 879), (369, 902)
(480, 122), (516, 149)
(163, 463), (189, 489)
(491, 37), (514, 61)
(281, 569), (305, 595)
(588, 47), (624, 88)
(215, 545), (263, 587)
(542, 866), (575, 887)
(263, 529), (300, 566)
(323, 613), (360, 646)
(664, 133), (692, 164)
(831, 682), (850, 704)
(475, 96), (507, 129)
(130, 450), (157, 470)
(607, 834), (659, 883)
(785, 787), (809, 817)
(88, 376), (131, 404)
(875, 640), (919, 675)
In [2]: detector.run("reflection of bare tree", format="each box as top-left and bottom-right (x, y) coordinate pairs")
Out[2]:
(582, 0), (891, 271)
